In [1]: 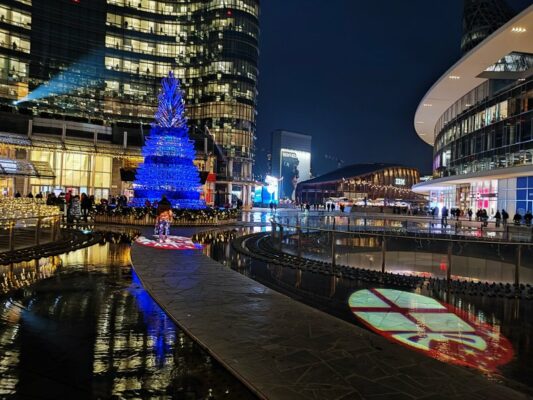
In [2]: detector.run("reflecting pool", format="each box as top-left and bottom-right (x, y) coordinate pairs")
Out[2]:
(0, 237), (255, 399)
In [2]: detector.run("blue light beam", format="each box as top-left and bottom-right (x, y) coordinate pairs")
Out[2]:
(14, 50), (104, 105)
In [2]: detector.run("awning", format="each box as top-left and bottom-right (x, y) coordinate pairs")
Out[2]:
(0, 158), (55, 178)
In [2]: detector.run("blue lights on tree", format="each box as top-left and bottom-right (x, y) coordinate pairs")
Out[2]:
(132, 72), (205, 209)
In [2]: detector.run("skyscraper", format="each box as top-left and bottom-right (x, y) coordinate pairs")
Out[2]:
(461, 0), (515, 54)
(0, 0), (259, 206)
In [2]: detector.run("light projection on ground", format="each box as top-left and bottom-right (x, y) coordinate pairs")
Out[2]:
(135, 235), (202, 250)
(349, 288), (513, 371)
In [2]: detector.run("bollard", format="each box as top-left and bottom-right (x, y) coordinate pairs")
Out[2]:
(35, 214), (41, 246)
(8, 221), (14, 251)
(297, 226), (302, 257)
(331, 230), (336, 267)
(381, 235), (386, 274)
(446, 242), (453, 301)
(515, 245), (521, 289)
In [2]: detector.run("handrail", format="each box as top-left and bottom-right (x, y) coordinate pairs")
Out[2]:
(270, 215), (533, 246)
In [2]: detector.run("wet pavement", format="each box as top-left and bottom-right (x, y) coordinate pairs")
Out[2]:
(195, 228), (533, 395)
(131, 226), (530, 400)
(0, 235), (255, 399)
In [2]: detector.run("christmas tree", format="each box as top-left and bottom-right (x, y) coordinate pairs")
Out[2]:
(132, 72), (205, 209)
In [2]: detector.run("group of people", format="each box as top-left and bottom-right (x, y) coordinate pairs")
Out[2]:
(65, 191), (94, 222)
(432, 205), (533, 228)
(14, 191), (44, 199)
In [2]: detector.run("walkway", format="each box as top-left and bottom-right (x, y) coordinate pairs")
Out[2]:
(131, 228), (528, 400)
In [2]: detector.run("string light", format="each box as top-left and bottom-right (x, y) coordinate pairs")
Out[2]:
(0, 198), (62, 230)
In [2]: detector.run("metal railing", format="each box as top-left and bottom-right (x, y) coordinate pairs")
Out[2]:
(0, 199), (63, 252)
(0, 214), (62, 252)
(271, 215), (533, 285)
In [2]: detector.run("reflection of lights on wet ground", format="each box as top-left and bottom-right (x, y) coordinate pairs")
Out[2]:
(349, 288), (514, 372)
(135, 235), (202, 250)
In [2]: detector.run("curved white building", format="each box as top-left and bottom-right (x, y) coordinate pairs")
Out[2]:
(413, 4), (533, 216)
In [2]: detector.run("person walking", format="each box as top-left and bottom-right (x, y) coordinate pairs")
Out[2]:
(494, 210), (501, 228)
(525, 210), (533, 227)
(81, 193), (92, 222)
(467, 208), (473, 221)
(70, 195), (82, 223)
(502, 209), (509, 227)
(155, 196), (172, 243)
(513, 212), (522, 226)
(441, 206), (448, 227)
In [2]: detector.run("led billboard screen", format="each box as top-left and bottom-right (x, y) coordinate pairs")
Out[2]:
(280, 149), (310, 200)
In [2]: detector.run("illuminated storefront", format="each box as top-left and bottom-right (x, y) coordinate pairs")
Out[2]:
(296, 163), (422, 205)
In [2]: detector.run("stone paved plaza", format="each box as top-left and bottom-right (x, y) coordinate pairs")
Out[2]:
(131, 227), (529, 400)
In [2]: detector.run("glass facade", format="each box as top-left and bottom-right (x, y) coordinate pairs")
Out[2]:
(433, 77), (533, 178)
(28, 149), (113, 199)
(0, 0), (259, 204)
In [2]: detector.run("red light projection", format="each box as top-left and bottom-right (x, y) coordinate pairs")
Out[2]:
(349, 288), (513, 371)
(135, 235), (202, 250)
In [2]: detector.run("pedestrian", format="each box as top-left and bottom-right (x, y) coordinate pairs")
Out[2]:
(502, 209), (509, 227)
(70, 195), (82, 223)
(441, 206), (448, 227)
(155, 195), (172, 243)
(481, 209), (489, 227)
(525, 211), (533, 227)
(513, 212), (522, 226)
(14, 191), (21, 198)
(81, 193), (92, 222)
(467, 208), (473, 221)
(35, 192), (43, 199)
(269, 201), (274, 212)
(494, 210), (501, 228)
(331, 203), (335, 212)
(326, 203), (330, 212)
(27, 192), (33, 199)
(65, 190), (72, 204)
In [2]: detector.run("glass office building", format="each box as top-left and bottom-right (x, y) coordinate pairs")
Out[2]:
(413, 4), (533, 216)
(0, 0), (259, 205)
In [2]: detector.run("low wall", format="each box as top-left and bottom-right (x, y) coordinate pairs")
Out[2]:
(94, 214), (236, 226)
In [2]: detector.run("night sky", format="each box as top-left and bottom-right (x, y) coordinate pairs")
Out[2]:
(255, 0), (532, 178)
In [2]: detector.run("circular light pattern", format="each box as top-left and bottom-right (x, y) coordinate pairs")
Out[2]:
(349, 288), (514, 371)
(135, 235), (202, 250)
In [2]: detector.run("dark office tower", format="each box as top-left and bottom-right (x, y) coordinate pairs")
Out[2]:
(461, 0), (515, 54)
(30, 0), (107, 116)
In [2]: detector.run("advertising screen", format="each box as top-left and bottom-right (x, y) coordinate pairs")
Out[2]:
(280, 149), (310, 200)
